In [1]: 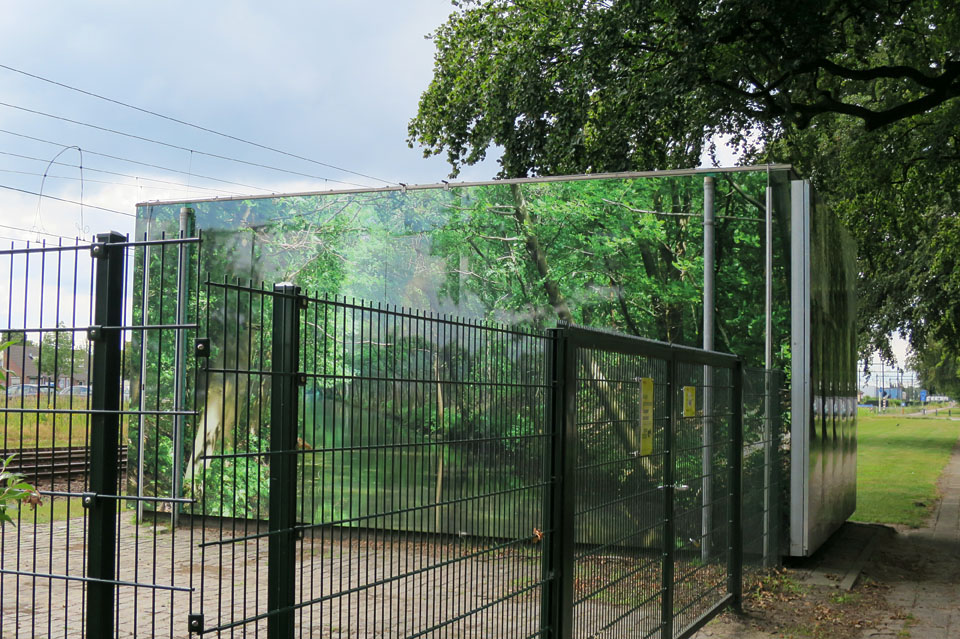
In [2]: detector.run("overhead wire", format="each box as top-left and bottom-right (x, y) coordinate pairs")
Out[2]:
(0, 166), (246, 196)
(0, 129), (276, 193)
(0, 149), (247, 196)
(0, 222), (80, 242)
(0, 100), (374, 189)
(0, 62), (397, 186)
(0, 182), (134, 217)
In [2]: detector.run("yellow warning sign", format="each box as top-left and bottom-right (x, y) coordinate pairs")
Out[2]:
(640, 377), (654, 456)
(683, 386), (697, 417)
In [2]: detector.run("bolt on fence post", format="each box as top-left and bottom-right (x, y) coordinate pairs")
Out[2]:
(661, 352), (677, 639)
(728, 360), (745, 612)
(542, 326), (575, 639)
(268, 284), (301, 639)
(86, 231), (126, 639)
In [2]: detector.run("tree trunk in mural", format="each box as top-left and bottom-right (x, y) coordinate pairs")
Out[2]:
(510, 184), (656, 478)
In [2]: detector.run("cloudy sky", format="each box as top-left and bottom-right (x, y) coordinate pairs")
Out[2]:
(0, 2), (911, 370)
(0, 1), (505, 244)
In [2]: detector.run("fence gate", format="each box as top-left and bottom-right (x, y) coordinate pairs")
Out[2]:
(549, 325), (743, 639)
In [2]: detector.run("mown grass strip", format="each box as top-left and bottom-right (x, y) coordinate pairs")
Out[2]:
(852, 415), (960, 527)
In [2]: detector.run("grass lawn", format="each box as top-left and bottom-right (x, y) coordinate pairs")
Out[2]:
(9, 496), (85, 524)
(852, 414), (960, 527)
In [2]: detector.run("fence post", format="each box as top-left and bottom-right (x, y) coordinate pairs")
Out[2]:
(542, 326), (575, 639)
(268, 284), (302, 639)
(661, 353), (677, 639)
(728, 360), (745, 612)
(85, 231), (126, 639)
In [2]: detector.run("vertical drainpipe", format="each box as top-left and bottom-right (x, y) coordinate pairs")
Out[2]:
(702, 176), (715, 563)
(171, 206), (194, 527)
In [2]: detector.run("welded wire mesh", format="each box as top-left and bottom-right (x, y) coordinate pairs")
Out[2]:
(670, 362), (733, 635)
(572, 350), (667, 639)
(2, 233), (781, 639)
(741, 368), (789, 568)
(0, 235), (198, 639)
(291, 295), (553, 638)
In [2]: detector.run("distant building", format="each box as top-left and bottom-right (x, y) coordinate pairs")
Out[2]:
(1, 343), (43, 386)
(1, 342), (88, 388)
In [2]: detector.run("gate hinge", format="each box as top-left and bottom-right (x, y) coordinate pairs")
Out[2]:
(188, 613), (203, 634)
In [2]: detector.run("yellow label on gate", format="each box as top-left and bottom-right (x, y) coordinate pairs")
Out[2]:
(683, 386), (697, 417)
(640, 377), (654, 456)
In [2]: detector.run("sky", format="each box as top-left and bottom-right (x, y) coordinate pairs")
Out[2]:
(0, 1), (505, 245)
(0, 1), (913, 372)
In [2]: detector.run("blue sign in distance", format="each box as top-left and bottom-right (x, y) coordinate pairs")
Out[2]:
(920, 389), (928, 403)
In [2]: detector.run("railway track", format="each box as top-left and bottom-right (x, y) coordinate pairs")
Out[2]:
(0, 446), (129, 481)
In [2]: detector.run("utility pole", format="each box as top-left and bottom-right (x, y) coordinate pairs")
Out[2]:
(702, 176), (715, 563)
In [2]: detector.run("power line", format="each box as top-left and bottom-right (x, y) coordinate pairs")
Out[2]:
(0, 149), (248, 196)
(0, 222), (80, 242)
(0, 62), (396, 186)
(0, 101), (372, 189)
(0, 166), (243, 196)
(0, 129), (276, 193)
(0, 182), (134, 217)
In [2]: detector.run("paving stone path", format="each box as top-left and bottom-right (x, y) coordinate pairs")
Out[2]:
(1, 517), (551, 638)
(3, 515), (671, 638)
(866, 436), (960, 639)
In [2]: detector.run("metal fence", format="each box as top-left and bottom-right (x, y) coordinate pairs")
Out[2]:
(0, 232), (785, 639)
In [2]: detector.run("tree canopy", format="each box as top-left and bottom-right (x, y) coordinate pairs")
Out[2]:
(409, 0), (960, 364)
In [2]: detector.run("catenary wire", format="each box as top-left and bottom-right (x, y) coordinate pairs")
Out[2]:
(0, 182), (134, 217)
(0, 166), (243, 196)
(0, 149), (249, 196)
(0, 223), (79, 242)
(0, 128), (276, 193)
(0, 101), (373, 189)
(0, 62), (397, 186)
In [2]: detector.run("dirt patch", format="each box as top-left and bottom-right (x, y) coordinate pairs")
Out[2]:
(696, 566), (903, 639)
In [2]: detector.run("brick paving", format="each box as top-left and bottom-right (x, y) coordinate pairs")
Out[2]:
(3, 514), (672, 638)
(1, 515), (560, 638)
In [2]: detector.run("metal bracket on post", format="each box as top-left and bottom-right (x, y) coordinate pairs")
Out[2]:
(187, 613), (203, 634)
(194, 338), (210, 357)
(85, 231), (126, 639)
(268, 283), (302, 639)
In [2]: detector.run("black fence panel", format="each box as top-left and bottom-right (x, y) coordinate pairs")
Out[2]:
(2, 229), (786, 639)
(289, 293), (554, 638)
(0, 235), (199, 639)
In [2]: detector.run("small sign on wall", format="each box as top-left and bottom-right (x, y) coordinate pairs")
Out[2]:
(683, 386), (697, 417)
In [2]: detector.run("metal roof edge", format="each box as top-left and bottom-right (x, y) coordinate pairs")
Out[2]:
(136, 164), (797, 208)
